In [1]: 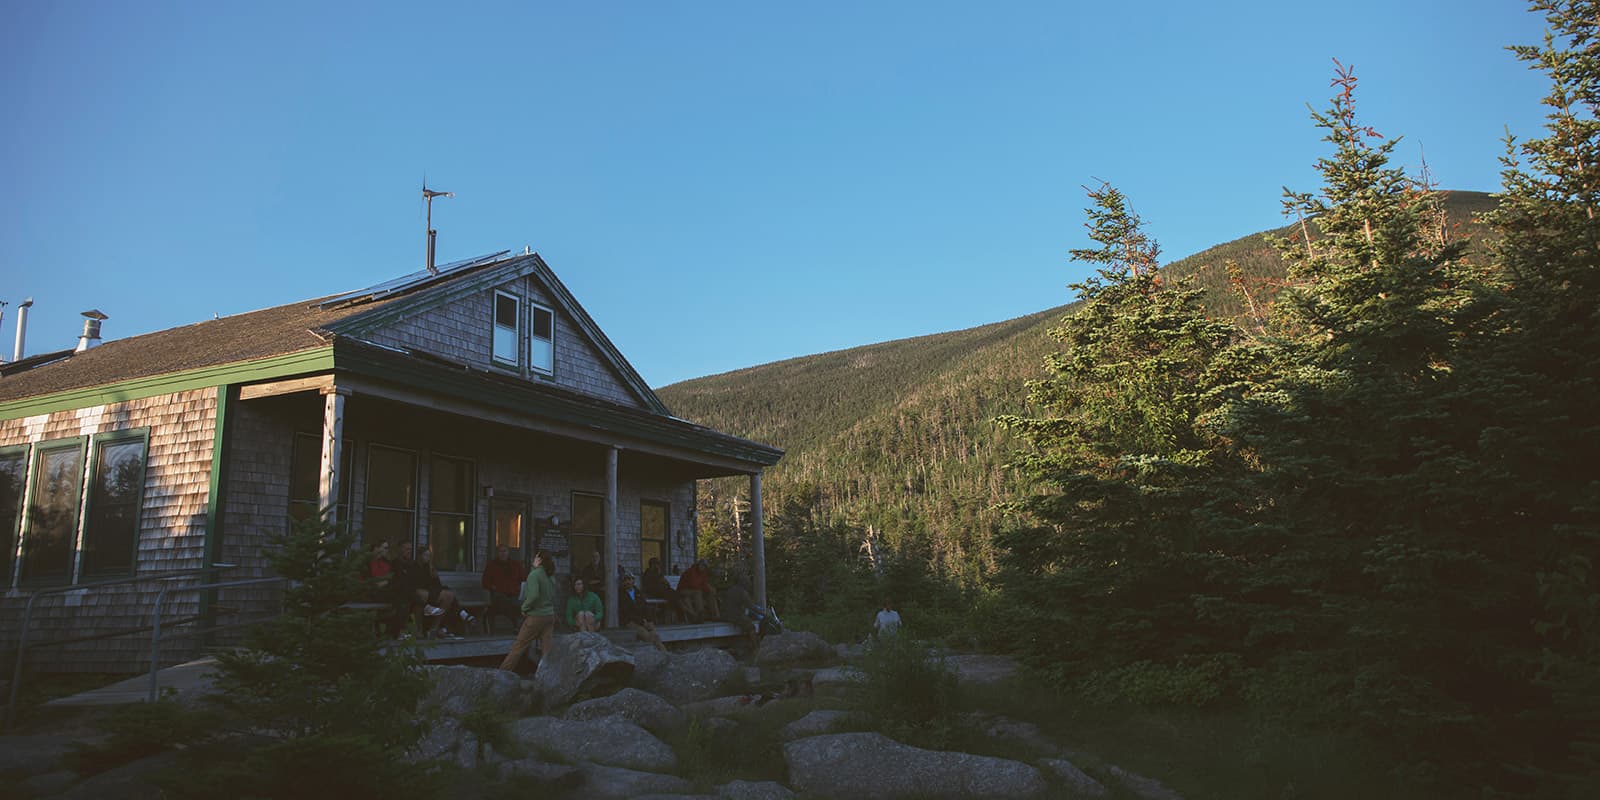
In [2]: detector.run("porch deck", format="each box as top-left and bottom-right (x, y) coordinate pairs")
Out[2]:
(42, 621), (744, 708)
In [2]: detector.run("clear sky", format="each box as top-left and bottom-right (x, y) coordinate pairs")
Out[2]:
(1, 0), (1553, 388)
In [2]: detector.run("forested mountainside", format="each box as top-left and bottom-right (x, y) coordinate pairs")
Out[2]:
(657, 190), (1498, 587)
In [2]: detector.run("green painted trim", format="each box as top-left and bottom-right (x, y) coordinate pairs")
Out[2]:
(199, 385), (235, 638)
(0, 444), (27, 588)
(0, 347), (335, 419)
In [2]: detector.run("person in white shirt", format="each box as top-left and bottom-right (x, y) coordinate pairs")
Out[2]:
(874, 600), (902, 638)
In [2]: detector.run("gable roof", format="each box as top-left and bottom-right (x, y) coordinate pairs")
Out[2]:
(0, 252), (663, 415)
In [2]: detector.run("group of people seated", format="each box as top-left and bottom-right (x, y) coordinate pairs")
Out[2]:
(369, 539), (773, 669)
(362, 540), (478, 639)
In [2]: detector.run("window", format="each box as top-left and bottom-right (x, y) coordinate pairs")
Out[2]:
(0, 447), (27, 587)
(428, 455), (474, 571)
(288, 432), (353, 522)
(80, 434), (147, 578)
(493, 291), (520, 366)
(641, 500), (669, 572)
(20, 440), (85, 585)
(530, 303), (554, 375)
(492, 498), (526, 552)
(364, 445), (417, 550)
(569, 492), (604, 576)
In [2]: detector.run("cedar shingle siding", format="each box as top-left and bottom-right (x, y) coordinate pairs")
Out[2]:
(0, 390), (217, 673)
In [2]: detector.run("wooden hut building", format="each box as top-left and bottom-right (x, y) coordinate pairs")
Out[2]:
(0, 250), (782, 673)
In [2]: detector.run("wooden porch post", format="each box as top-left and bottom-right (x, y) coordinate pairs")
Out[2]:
(318, 388), (349, 524)
(604, 446), (619, 627)
(751, 469), (766, 608)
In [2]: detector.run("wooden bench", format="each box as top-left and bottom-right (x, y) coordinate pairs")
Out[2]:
(441, 572), (491, 636)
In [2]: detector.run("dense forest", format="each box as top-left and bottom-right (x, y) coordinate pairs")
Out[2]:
(661, 2), (1597, 795)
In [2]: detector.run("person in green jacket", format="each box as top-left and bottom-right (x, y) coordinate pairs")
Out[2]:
(499, 549), (558, 672)
(566, 577), (604, 632)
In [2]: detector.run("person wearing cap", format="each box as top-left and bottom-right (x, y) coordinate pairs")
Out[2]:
(617, 572), (667, 651)
(678, 559), (719, 623)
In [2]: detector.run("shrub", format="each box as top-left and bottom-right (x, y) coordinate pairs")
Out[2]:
(856, 633), (960, 727)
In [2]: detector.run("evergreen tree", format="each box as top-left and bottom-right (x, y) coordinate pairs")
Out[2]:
(996, 184), (1255, 685)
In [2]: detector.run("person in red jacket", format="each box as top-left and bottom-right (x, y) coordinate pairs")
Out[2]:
(678, 559), (720, 623)
(481, 544), (526, 635)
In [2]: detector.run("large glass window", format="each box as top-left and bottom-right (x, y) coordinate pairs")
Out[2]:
(80, 434), (146, 578)
(428, 455), (474, 571)
(493, 291), (520, 366)
(530, 303), (554, 375)
(0, 447), (27, 587)
(288, 432), (353, 522)
(364, 445), (416, 550)
(21, 440), (85, 585)
(569, 492), (604, 577)
(641, 500), (669, 572)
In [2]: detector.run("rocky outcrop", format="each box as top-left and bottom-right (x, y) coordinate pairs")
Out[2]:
(718, 779), (797, 799)
(565, 687), (686, 735)
(1106, 764), (1186, 800)
(1041, 758), (1111, 798)
(779, 709), (853, 740)
(576, 762), (694, 799)
(783, 732), (1047, 799)
(420, 664), (532, 717)
(635, 646), (738, 704)
(508, 716), (677, 773)
(533, 631), (636, 710)
(754, 631), (834, 667)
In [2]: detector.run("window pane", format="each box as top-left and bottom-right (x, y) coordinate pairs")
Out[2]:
(0, 452), (26, 587)
(641, 501), (668, 572)
(82, 439), (144, 577)
(495, 294), (518, 326)
(529, 306), (553, 373)
(289, 433), (352, 512)
(22, 444), (83, 585)
(429, 457), (473, 514)
(429, 514), (469, 571)
(571, 494), (603, 536)
(362, 509), (413, 551)
(493, 293), (519, 364)
(366, 446), (415, 509)
(493, 502), (524, 551)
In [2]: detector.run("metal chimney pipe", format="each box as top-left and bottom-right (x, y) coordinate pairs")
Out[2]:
(13, 298), (32, 362)
(76, 309), (108, 353)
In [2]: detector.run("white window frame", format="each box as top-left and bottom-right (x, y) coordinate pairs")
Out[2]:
(492, 290), (521, 367)
(529, 301), (554, 376)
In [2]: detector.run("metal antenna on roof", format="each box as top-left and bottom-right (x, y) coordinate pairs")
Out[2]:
(423, 181), (454, 275)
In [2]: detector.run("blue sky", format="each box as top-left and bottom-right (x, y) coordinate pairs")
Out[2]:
(1, 1), (1552, 388)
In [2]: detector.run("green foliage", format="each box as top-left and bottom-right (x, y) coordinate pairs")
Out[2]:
(1078, 655), (1243, 709)
(855, 634), (960, 735)
(159, 516), (439, 799)
(65, 697), (223, 775)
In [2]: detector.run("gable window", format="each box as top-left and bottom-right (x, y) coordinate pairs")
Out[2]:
(640, 500), (669, 572)
(0, 447), (27, 587)
(428, 455), (474, 571)
(20, 439), (86, 585)
(80, 433), (147, 578)
(493, 291), (520, 367)
(569, 492), (604, 576)
(364, 444), (417, 551)
(288, 432), (353, 523)
(530, 303), (554, 375)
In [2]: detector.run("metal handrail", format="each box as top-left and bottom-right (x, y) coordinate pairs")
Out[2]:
(149, 576), (287, 702)
(4, 563), (239, 729)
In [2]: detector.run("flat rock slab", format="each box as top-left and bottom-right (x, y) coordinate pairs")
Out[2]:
(718, 780), (797, 799)
(755, 631), (834, 667)
(509, 716), (677, 773)
(780, 709), (854, 740)
(421, 664), (532, 718)
(1041, 758), (1111, 798)
(636, 646), (739, 705)
(1107, 765), (1185, 800)
(578, 762), (694, 799)
(784, 732), (1047, 799)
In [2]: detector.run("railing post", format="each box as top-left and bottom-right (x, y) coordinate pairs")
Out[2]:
(4, 591), (46, 730)
(148, 585), (171, 703)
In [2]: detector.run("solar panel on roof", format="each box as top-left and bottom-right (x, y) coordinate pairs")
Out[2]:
(316, 250), (513, 309)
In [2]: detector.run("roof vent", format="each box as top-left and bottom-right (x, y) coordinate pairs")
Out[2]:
(76, 309), (108, 352)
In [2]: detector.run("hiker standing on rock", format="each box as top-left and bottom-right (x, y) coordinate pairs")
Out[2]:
(499, 549), (557, 672)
